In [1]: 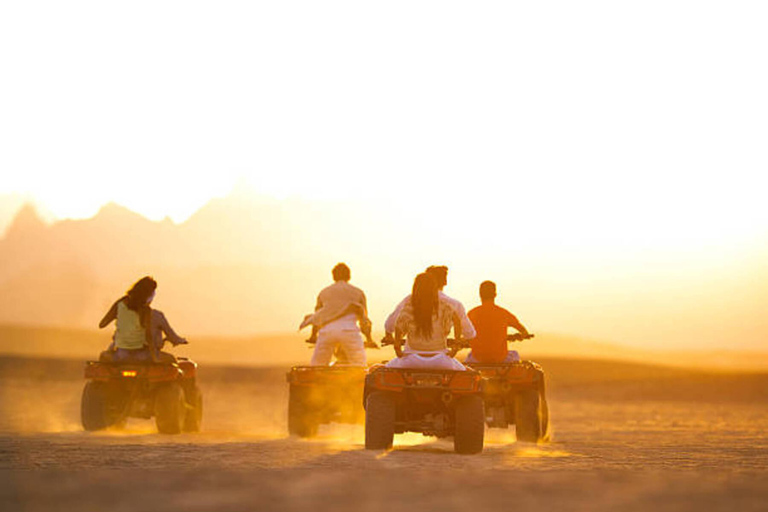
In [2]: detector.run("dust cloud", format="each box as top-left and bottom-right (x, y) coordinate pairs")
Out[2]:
(2, 355), (768, 512)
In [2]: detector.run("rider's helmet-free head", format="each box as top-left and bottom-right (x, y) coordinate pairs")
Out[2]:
(479, 280), (497, 301)
(425, 265), (448, 289)
(125, 276), (158, 311)
(332, 263), (351, 282)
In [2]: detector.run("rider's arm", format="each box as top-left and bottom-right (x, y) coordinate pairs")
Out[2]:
(360, 291), (369, 317)
(393, 324), (406, 357)
(156, 310), (187, 346)
(384, 296), (409, 334)
(507, 311), (530, 337)
(394, 312), (406, 340)
(452, 312), (463, 340)
(98, 300), (120, 329)
(453, 301), (476, 340)
(447, 311), (468, 356)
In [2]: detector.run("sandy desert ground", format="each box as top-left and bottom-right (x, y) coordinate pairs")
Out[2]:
(1, 356), (767, 512)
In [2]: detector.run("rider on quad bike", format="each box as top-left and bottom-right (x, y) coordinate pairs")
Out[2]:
(364, 272), (486, 454)
(465, 280), (530, 364)
(83, 276), (202, 434)
(302, 263), (376, 366)
(384, 272), (470, 371)
(384, 265), (476, 346)
(286, 263), (377, 437)
(461, 280), (549, 443)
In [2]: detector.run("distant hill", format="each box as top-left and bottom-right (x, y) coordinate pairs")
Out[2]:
(0, 191), (402, 335)
(524, 332), (768, 371)
(2, 189), (768, 352)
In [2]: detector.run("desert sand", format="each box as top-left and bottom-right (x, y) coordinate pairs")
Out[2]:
(1, 356), (767, 512)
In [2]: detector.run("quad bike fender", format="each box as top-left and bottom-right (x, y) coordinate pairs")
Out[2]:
(84, 361), (184, 382)
(365, 367), (484, 394)
(468, 361), (544, 391)
(176, 359), (198, 379)
(286, 365), (367, 386)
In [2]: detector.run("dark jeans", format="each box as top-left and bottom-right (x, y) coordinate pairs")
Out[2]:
(113, 348), (152, 363)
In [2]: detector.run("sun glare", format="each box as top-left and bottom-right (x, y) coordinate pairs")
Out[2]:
(1, 1), (765, 247)
(0, 2), (766, 351)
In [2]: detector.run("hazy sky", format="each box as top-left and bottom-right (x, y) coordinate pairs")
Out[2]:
(2, 1), (766, 240)
(1, 2), (767, 350)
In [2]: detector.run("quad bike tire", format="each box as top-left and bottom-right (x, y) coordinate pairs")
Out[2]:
(539, 390), (551, 442)
(515, 387), (549, 443)
(155, 382), (185, 434)
(364, 391), (395, 450)
(288, 384), (319, 438)
(453, 394), (485, 454)
(182, 384), (203, 433)
(81, 381), (112, 431)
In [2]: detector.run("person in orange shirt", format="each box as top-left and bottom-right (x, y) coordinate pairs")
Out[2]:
(465, 280), (531, 364)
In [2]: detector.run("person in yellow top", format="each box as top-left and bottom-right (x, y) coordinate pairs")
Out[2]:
(99, 276), (159, 362)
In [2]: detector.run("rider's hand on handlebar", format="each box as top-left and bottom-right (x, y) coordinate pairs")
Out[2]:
(507, 332), (535, 342)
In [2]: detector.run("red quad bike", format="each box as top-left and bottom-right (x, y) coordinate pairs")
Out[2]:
(81, 354), (203, 435)
(364, 338), (486, 454)
(462, 333), (550, 443)
(285, 338), (376, 437)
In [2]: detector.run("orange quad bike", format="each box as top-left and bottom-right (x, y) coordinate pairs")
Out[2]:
(462, 333), (550, 443)
(285, 338), (376, 437)
(81, 353), (202, 435)
(363, 337), (486, 454)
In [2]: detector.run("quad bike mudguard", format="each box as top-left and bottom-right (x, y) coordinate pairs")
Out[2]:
(286, 365), (367, 437)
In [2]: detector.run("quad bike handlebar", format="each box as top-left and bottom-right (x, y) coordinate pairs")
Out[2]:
(380, 336), (467, 358)
(380, 332), (535, 358)
(508, 333), (534, 342)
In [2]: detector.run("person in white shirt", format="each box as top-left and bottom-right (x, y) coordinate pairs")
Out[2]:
(308, 263), (369, 366)
(384, 265), (476, 341)
(385, 272), (467, 371)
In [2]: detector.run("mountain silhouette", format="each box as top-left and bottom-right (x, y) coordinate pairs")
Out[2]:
(0, 191), (377, 335)
(4, 203), (47, 240)
(2, 191), (767, 351)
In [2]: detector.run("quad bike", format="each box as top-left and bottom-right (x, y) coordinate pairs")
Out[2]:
(285, 337), (377, 437)
(363, 337), (486, 454)
(81, 352), (202, 435)
(462, 333), (550, 443)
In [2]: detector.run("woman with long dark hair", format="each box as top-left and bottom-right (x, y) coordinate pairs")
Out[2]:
(386, 272), (466, 370)
(99, 276), (158, 362)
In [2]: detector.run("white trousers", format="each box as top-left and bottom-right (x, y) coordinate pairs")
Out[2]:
(310, 329), (366, 366)
(385, 352), (466, 371)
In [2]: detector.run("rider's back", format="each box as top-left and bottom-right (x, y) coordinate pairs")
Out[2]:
(316, 281), (366, 330)
(397, 298), (454, 352)
(467, 303), (517, 363)
(114, 301), (146, 350)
